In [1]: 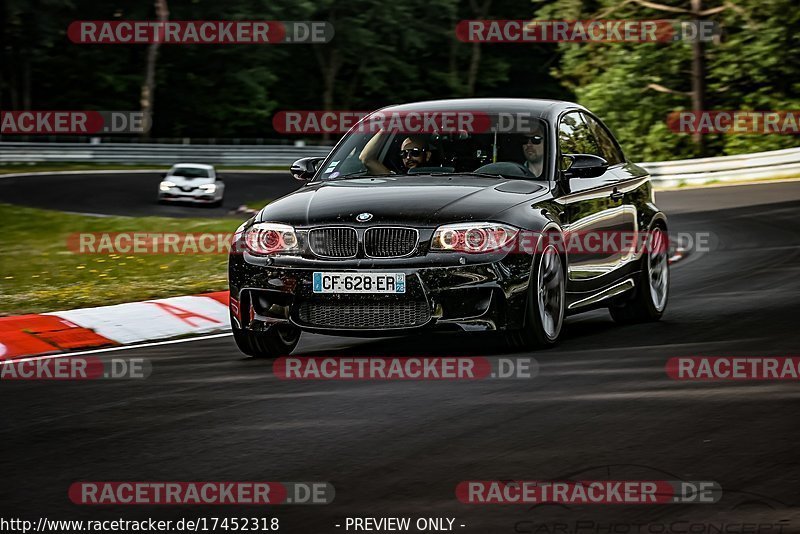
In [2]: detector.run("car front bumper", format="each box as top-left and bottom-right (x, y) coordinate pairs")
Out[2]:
(158, 190), (219, 203)
(229, 252), (535, 336)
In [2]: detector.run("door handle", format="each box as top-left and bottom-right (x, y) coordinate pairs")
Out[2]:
(609, 189), (624, 201)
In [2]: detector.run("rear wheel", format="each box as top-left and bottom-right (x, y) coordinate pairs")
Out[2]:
(232, 318), (300, 358)
(609, 226), (669, 323)
(505, 243), (566, 350)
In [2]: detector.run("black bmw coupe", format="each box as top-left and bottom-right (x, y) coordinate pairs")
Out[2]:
(228, 99), (669, 357)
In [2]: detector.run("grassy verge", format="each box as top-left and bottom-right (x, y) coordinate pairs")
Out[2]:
(245, 199), (273, 210)
(0, 163), (286, 174)
(0, 203), (242, 315)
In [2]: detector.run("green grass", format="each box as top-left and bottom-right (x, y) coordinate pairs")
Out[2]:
(245, 198), (273, 210)
(0, 162), (286, 174)
(0, 203), (244, 315)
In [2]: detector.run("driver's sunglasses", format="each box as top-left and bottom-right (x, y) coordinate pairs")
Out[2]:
(400, 148), (427, 158)
(523, 135), (543, 145)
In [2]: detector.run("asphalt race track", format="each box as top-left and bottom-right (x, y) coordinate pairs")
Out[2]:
(2, 181), (800, 532)
(0, 171), (300, 217)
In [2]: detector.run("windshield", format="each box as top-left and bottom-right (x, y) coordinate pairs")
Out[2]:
(317, 115), (548, 181)
(169, 167), (210, 178)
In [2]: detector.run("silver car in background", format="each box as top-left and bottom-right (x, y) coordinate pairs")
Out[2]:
(157, 163), (225, 206)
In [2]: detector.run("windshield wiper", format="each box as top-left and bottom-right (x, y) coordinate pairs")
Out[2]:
(327, 172), (396, 180)
(446, 172), (510, 179)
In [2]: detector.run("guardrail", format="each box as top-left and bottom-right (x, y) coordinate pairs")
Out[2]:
(0, 142), (332, 166)
(1, 142), (799, 184)
(640, 146), (800, 185)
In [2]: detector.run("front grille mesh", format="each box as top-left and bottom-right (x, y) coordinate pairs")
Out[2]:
(298, 300), (430, 329)
(364, 227), (418, 258)
(308, 228), (358, 258)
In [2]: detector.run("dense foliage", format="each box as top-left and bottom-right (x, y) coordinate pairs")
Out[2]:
(1, 0), (798, 160)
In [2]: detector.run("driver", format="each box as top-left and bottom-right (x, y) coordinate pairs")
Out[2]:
(521, 124), (545, 178)
(360, 132), (431, 175)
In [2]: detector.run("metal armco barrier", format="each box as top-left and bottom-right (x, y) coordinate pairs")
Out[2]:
(1, 142), (799, 184)
(0, 142), (332, 166)
(640, 146), (800, 185)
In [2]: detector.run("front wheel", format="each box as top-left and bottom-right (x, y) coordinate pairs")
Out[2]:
(232, 320), (300, 358)
(505, 243), (566, 350)
(609, 227), (669, 324)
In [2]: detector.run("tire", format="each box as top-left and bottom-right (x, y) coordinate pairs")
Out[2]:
(609, 226), (669, 324)
(505, 242), (566, 350)
(232, 318), (300, 358)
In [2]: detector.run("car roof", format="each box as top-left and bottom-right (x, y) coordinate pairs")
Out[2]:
(377, 98), (587, 122)
(171, 163), (215, 170)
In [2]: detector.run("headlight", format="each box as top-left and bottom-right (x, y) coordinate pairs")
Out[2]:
(159, 181), (175, 191)
(199, 183), (217, 193)
(431, 222), (519, 253)
(244, 223), (299, 255)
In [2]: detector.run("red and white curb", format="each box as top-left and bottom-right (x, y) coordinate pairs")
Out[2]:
(0, 240), (691, 361)
(668, 236), (690, 265)
(0, 291), (230, 360)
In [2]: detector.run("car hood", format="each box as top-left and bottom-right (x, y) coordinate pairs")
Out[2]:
(165, 176), (213, 186)
(259, 175), (550, 226)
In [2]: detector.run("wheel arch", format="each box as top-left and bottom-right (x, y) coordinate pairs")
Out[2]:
(520, 222), (567, 323)
(648, 212), (668, 232)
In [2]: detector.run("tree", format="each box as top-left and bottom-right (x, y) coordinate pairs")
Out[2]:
(140, 0), (169, 139)
(536, 0), (800, 160)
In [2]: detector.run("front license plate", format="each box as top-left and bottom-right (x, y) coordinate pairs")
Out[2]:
(312, 272), (406, 294)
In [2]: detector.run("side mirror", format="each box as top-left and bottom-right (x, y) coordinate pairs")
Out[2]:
(291, 157), (325, 182)
(561, 154), (608, 179)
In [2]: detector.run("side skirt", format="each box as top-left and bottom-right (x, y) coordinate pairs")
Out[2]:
(566, 277), (637, 315)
